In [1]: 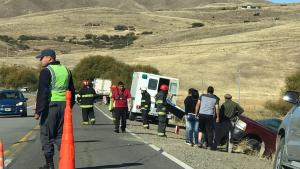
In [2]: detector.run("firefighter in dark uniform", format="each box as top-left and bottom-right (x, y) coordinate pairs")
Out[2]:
(140, 86), (151, 129)
(156, 84), (168, 137)
(34, 49), (75, 169)
(77, 80), (96, 125)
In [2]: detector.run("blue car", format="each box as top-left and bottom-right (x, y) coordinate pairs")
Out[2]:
(0, 90), (28, 117)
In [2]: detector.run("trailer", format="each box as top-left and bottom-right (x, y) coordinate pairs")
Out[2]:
(130, 72), (179, 121)
(92, 79), (112, 104)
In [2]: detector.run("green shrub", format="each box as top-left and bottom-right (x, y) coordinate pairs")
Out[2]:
(141, 31), (153, 35)
(114, 25), (128, 31)
(0, 35), (30, 50)
(192, 22), (205, 28)
(0, 65), (39, 90)
(18, 35), (49, 41)
(73, 56), (159, 89)
(265, 70), (300, 116)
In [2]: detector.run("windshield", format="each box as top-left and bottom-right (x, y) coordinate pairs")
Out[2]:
(0, 91), (23, 100)
(256, 119), (282, 132)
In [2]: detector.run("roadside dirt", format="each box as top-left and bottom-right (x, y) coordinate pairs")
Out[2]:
(99, 105), (273, 169)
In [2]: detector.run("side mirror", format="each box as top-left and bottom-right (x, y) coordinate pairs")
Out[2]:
(283, 91), (299, 104)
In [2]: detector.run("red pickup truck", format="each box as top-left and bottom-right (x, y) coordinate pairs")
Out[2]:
(232, 115), (281, 157)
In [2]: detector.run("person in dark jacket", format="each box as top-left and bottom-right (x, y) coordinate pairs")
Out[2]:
(184, 88), (199, 146)
(34, 49), (75, 169)
(140, 86), (151, 129)
(155, 84), (168, 137)
(77, 80), (96, 125)
(212, 94), (244, 152)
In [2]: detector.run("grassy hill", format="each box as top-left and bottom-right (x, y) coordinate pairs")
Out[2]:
(0, 2), (299, 118)
(0, 0), (269, 17)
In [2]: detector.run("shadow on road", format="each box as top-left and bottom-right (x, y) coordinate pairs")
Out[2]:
(75, 140), (102, 143)
(76, 162), (143, 169)
(92, 123), (114, 126)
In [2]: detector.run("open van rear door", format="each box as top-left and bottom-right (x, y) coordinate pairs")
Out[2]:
(168, 79), (179, 104)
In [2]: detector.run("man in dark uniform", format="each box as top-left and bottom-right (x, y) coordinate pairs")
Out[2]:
(77, 80), (96, 125)
(212, 94), (244, 152)
(34, 49), (75, 169)
(156, 84), (168, 137)
(140, 86), (151, 129)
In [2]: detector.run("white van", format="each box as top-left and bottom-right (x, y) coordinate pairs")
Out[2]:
(92, 78), (112, 96)
(130, 72), (179, 121)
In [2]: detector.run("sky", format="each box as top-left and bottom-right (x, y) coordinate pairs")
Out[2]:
(272, 0), (300, 3)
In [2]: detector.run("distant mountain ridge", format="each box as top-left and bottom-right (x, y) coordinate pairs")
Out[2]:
(0, 0), (269, 18)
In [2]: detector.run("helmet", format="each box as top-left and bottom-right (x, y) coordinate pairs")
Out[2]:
(160, 84), (168, 91)
(83, 80), (89, 86)
(140, 86), (147, 91)
(111, 84), (117, 89)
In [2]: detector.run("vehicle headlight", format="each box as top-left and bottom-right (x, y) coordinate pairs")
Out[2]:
(16, 102), (24, 106)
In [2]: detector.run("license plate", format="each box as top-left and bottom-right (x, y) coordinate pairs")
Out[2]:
(4, 108), (12, 112)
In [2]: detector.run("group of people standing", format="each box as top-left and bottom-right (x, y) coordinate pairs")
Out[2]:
(184, 86), (244, 151)
(108, 82), (169, 137)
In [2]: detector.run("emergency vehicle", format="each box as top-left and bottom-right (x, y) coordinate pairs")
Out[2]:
(130, 72), (179, 121)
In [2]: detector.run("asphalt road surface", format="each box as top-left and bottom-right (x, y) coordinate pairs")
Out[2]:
(2, 104), (185, 169)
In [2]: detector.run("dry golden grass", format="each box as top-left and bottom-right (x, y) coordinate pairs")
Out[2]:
(0, 4), (299, 119)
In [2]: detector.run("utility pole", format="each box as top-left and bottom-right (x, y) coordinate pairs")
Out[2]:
(237, 66), (241, 104)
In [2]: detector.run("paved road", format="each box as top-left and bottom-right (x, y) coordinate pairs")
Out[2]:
(5, 104), (184, 169)
(0, 104), (37, 152)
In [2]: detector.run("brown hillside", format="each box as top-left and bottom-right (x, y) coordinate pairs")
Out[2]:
(0, 0), (269, 17)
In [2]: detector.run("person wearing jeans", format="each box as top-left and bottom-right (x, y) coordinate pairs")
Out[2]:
(184, 88), (199, 146)
(186, 113), (199, 146)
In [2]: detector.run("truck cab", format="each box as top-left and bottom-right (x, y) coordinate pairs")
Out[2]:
(130, 72), (179, 120)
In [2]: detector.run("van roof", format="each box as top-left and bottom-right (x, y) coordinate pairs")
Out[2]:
(134, 72), (179, 81)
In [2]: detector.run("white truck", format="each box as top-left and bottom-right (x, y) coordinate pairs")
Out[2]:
(130, 72), (179, 121)
(92, 79), (112, 104)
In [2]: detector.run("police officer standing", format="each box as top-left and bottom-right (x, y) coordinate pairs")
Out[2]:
(34, 49), (75, 169)
(140, 86), (151, 129)
(156, 84), (168, 137)
(77, 80), (96, 125)
(212, 94), (244, 152)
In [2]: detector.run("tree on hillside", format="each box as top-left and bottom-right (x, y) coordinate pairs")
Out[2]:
(0, 65), (39, 90)
(73, 55), (159, 89)
(265, 70), (300, 116)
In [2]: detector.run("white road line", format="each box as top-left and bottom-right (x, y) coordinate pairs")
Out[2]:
(95, 105), (194, 169)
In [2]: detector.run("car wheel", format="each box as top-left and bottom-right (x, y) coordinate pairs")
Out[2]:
(247, 138), (261, 151)
(239, 138), (262, 155)
(21, 112), (27, 117)
(273, 138), (285, 169)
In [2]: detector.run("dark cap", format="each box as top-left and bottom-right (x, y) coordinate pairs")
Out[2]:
(36, 49), (56, 59)
(224, 94), (232, 99)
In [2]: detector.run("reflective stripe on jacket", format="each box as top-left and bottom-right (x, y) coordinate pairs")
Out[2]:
(78, 85), (96, 108)
(155, 91), (167, 115)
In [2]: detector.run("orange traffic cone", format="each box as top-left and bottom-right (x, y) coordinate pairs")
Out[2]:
(0, 140), (4, 169)
(59, 90), (75, 169)
(175, 125), (180, 134)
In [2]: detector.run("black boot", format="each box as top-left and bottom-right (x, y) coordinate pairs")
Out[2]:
(39, 155), (54, 169)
